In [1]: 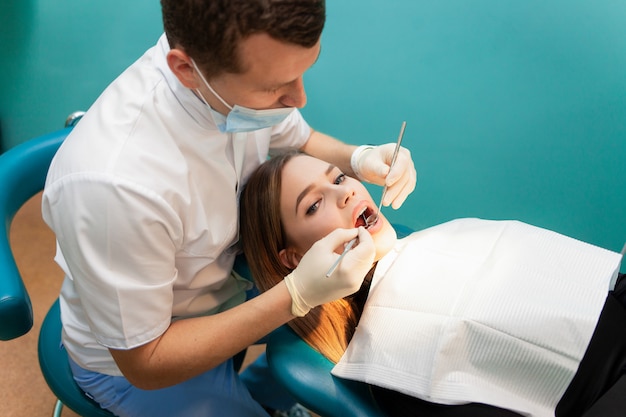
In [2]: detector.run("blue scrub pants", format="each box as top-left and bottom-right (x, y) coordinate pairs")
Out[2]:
(69, 352), (295, 417)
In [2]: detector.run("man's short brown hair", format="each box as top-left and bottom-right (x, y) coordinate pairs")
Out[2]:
(161, 0), (325, 79)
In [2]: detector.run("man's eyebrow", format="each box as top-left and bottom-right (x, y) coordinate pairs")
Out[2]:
(295, 163), (335, 215)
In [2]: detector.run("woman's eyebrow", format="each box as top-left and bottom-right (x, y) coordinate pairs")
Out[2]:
(295, 164), (336, 215)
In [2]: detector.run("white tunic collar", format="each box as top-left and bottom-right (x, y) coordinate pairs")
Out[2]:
(152, 34), (221, 130)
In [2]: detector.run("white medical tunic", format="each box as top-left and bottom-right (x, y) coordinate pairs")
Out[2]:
(333, 218), (623, 417)
(42, 34), (310, 375)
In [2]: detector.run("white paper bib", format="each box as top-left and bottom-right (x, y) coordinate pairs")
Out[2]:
(332, 218), (622, 417)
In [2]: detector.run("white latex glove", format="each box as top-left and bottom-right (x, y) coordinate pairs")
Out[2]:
(284, 227), (375, 317)
(351, 144), (417, 209)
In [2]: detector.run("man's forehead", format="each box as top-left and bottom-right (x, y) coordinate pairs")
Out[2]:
(238, 34), (321, 82)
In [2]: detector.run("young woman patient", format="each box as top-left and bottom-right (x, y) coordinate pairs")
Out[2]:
(239, 150), (626, 417)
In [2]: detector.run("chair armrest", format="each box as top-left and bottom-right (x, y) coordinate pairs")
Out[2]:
(0, 128), (69, 340)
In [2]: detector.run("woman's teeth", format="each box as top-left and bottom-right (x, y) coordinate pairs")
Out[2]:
(355, 209), (368, 227)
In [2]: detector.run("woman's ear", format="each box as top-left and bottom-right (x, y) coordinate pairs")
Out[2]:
(279, 247), (302, 269)
(167, 49), (199, 89)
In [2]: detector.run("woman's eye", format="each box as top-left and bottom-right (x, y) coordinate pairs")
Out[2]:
(305, 200), (320, 216)
(304, 173), (344, 216)
(334, 173), (346, 185)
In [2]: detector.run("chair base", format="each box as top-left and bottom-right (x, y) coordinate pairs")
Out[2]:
(53, 400), (63, 417)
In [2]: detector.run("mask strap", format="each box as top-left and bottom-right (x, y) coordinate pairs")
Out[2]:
(194, 88), (209, 106)
(190, 59), (233, 111)
(233, 132), (247, 194)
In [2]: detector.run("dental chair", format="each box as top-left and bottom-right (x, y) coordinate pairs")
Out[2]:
(267, 326), (385, 417)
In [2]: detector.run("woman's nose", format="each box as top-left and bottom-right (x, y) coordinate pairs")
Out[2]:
(279, 77), (307, 108)
(337, 184), (355, 208)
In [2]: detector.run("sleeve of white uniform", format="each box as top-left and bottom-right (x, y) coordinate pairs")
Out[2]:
(42, 172), (180, 349)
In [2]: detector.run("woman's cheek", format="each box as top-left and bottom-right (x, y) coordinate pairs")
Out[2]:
(312, 218), (338, 242)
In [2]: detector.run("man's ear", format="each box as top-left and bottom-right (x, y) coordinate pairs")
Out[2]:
(279, 247), (303, 270)
(167, 49), (199, 89)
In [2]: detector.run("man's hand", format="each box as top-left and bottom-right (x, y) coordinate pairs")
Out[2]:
(284, 227), (375, 316)
(351, 144), (417, 209)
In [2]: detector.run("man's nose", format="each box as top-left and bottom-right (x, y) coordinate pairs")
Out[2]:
(279, 77), (307, 108)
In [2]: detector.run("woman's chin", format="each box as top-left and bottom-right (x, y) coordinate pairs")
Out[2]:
(373, 220), (397, 262)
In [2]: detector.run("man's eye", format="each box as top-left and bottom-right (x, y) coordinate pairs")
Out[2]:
(334, 173), (346, 185)
(306, 200), (320, 216)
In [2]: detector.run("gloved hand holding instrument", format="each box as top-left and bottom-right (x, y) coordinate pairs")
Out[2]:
(350, 121), (414, 209)
(285, 227), (375, 317)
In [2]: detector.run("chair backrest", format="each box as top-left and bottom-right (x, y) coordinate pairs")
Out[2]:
(0, 128), (70, 340)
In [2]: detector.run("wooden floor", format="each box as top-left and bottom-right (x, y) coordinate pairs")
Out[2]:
(0, 193), (266, 417)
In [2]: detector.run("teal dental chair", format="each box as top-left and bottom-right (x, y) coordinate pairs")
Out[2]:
(0, 123), (115, 416)
(267, 326), (385, 417)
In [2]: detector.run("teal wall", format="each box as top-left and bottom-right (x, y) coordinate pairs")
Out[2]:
(0, 0), (163, 150)
(1, 1), (625, 259)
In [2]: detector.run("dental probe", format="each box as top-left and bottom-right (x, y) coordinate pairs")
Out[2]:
(365, 120), (407, 227)
(325, 121), (407, 278)
(324, 236), (358, 278)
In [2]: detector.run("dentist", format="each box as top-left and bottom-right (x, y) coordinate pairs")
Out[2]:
(42, 1), (416, 417)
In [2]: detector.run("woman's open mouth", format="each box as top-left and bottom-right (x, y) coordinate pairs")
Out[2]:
(354, 206), (376, 228)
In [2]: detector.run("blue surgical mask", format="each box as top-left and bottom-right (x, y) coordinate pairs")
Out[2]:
(191, 59), (294, 133)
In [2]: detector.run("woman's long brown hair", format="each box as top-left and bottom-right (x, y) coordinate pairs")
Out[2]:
(239, 151), (372, 363)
